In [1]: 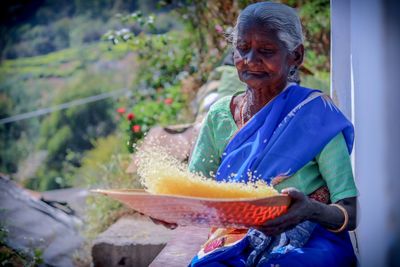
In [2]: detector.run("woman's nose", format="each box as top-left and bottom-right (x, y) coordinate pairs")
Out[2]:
(246, 49), (260, 65)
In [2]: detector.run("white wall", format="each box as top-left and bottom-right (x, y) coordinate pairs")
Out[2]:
(331, 0), (392, 266)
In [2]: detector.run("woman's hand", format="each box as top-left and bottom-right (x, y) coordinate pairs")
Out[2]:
(137, 211), (178, 229)
(255, 187), (314, 236)
(149, 217), (178, 230)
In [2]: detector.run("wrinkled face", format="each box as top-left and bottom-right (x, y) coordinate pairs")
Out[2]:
(234, 20), (294, 91)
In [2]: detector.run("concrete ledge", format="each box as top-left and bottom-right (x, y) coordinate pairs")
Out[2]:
(92, 214), (174, 267)
(150, 226), (209, 267)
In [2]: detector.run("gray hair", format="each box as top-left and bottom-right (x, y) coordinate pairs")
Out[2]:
(230, 2), (303, 51)
(229, 2), (304, 82)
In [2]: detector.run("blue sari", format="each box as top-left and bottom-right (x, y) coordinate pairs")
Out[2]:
(190, 85), (356, 267)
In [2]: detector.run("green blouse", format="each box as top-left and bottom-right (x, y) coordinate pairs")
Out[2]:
(188, 95), (358, 203)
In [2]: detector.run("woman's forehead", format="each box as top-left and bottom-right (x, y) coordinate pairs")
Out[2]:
(237, 22), (282, 44)
(238, 18), (275, 33)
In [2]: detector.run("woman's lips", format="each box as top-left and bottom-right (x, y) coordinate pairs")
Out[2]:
(247, 71), (266, 74)
(243, 70), (269, 78)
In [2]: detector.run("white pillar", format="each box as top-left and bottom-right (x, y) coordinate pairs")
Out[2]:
(350, 0), (389, 266)
(384, 0), (400, 265)
(331, 0), (390, 266)
(330, 0), (352, 120)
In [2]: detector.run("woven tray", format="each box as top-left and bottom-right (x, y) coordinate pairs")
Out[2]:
(93, 189), (291, 229)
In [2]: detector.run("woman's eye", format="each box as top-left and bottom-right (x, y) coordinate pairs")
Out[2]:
(237, 45), (249, 52)
(259, 48), (274, 54)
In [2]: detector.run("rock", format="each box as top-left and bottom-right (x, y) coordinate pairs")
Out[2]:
(42, 187), (88, 217)
(0, 175), (84, 267)
(92, 214), (174, 267)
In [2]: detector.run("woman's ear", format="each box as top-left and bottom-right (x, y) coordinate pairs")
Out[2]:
(291, 44), (304, 66)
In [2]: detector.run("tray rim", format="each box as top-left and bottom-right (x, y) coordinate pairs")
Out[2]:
(91, 188), (291, 203)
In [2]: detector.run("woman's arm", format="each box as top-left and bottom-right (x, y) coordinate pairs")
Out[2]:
(257, 188), (357, 235)
(310, 195), (357, 231)
(188, 111), (220, 178)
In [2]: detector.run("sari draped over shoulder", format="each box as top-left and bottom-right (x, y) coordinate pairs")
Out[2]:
(190, 85), (357, 267)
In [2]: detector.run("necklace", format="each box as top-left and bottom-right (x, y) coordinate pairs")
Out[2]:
(239, 93), (249, 127)
(239, 84), (292, 128)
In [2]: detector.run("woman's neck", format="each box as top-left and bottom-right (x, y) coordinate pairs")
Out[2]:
(245, 82), (289, 114)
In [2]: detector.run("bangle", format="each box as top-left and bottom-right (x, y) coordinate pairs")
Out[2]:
(328, 203), (349, 233)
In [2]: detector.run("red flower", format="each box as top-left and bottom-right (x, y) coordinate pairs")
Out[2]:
(215, 24), (224, 34)
(164, 98), (173, 105)
(127, 113), (135, 121)
(117, 107), (126, 114)
(132, 125), (141, 133)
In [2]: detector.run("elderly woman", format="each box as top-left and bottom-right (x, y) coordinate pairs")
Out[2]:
(188, 2), (358, 267)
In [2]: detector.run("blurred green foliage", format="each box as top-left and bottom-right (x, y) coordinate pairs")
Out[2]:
(108, 29), (196, 152)
(0, 43), (130, 79)
(102, 10), (192, 148)
(71, 134), (140, 237)
(122, 83), (188, 153)
(24, 72), (118, 191)
(0, 0), (185, 190)
(0, 0), (140, 60)
(0, 42), (136, 190)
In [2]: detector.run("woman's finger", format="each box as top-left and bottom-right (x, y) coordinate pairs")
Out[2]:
(258, 220), (298, 235)
(257, 224), (289, 236)
(263, 211), (297, 227)
(282, 187), (305, 201)
(281, 187), (299, 194)
(149, 217), (178, 229)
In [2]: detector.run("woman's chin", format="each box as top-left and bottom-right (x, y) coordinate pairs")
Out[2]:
(242, 78), (273, 90)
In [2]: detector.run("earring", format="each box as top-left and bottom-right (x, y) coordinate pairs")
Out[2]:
(289, 65), (297, 76)
(244, 58), (248, 65)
